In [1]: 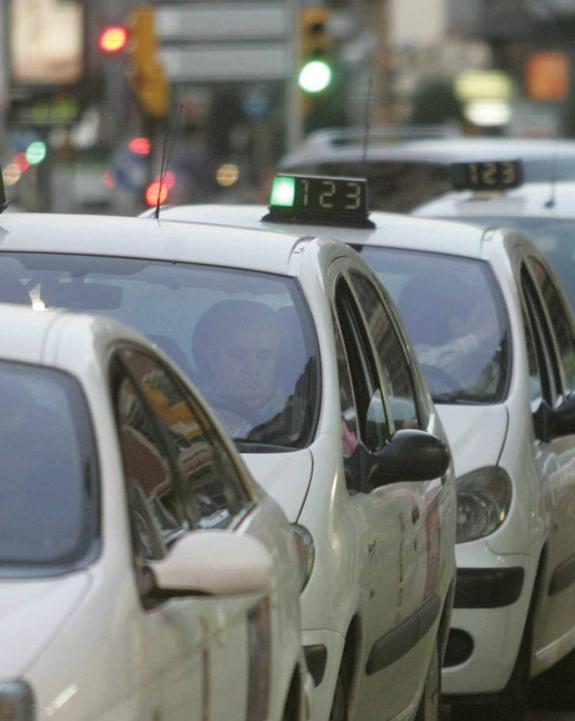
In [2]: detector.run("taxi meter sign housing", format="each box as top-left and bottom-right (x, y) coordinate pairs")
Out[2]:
(263, 174), (375, 228)
(450, 160), (523, 192)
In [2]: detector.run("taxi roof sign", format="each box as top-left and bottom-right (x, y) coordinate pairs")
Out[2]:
(450, 160), (523, 192)
(263, 174), (375, 228)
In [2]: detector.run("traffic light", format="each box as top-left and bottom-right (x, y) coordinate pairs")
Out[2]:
(298, 8), (332, 94)
(98, 25), (128, 54)
(126, 5), (170, 118)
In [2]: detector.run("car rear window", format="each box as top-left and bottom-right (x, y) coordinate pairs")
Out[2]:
(0, 254), (320, 451)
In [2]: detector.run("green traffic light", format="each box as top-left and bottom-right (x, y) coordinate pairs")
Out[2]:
(25, 141), (47, 165)
(298, 59), (332, 94)
(270, 176), (296, 207)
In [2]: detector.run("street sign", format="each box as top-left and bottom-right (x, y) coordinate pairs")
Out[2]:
(154, 3), (292, 82)
(159, 44), (290, 82)
(155, 4), (288, 42)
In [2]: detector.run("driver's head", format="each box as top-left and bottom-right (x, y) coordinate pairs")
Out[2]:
(192, 300), (280, 408)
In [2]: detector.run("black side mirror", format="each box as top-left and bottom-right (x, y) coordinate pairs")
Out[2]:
(553, 394), (575, 437)
(369, 429), (450, 489)
(535, 395), (575, 442)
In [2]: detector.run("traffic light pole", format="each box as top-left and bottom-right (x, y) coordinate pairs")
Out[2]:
(371, 0), (394, 126)
(286, 0), (303, 151)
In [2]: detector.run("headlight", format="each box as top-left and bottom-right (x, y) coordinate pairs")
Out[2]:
(456, 467), (512, 544)
(0, 681), (34, 721)
(291, 524), (315, 592)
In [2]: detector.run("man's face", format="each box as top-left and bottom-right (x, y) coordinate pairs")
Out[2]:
(206, 322), (280, 408)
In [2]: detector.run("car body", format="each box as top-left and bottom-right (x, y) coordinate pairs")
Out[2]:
(413, 178), (575, 314)
(153, 193), (575, 720)
(0, 303), (310, 721)
(0, 210), (456, 721)
(279, 137), (575, 213)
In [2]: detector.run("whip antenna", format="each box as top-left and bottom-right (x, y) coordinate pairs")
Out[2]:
(155, 103), (183, 220)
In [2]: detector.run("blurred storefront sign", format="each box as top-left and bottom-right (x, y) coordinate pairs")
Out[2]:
(525, 52), (569, 102)
(8, 93), (82, 126)
(8, 0), (84, 87)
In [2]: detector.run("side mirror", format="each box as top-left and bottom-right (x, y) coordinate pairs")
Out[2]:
(149, 530), (272, 597)
(370, 429), (450, 488)
(552, 394), (575, 438)
(535, 395), (575, 442)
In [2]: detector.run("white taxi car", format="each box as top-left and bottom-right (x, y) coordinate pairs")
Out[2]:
(153, 175), (575, 721)
(0, 209), (455, 721)
(0, 304), (310, 721)
(279, 136), (575, 213)
(412, 162), (575, 314)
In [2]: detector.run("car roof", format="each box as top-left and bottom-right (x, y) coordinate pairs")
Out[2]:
(281, 137), (575, 167)
(414, 181), (575, 220)
(0, 302), (142, 368)
(0, 212), (315, 277)
(155, 204), (489, 260)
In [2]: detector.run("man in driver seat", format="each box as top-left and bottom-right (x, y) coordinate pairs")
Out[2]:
(192, 300), (286, 438)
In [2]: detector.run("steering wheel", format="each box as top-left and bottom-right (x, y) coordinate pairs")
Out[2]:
(419, 364), (460, 396)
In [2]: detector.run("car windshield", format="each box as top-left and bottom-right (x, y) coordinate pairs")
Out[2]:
(0, 254), (320, 450)
(462, 216), (575, 313)
(0, 362), (98, 574)
(358, 248), (510, 404)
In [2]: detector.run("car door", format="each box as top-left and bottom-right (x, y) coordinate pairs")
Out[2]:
(523, 257), (575, 650)
(112, 345), (270, 721)
(347, 268), (446, 708)
(329, 267), (432, 720)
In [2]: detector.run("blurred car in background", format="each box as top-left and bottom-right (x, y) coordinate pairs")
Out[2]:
(155, 176), (575, 721)
(0, 208), (455, 721)
(279, 137), (575, 214)
(0, 304), (310, 721)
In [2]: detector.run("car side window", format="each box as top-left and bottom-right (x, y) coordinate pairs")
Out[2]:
(334, 278), (390, 453)
(120, 347), (253, 530)
(520, 266), (558, 408)
(528, 256), (575, 396)
(113, 366), (185, 562)
(332, 315), (360, 460)
(349, 271), (421, 430)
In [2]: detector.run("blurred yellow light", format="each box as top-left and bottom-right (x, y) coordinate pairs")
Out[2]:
(216, 163), (240, 187)
(3, 163), (21, 186)
(455, 71), (513, 102)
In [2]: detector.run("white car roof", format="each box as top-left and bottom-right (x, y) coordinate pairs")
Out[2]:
(281, 137), (575, 170)
(0, 302), (142, 368)
(414, 181), (575, 220)
(154, 204), (489, 260)
(0, 212), (315, 277)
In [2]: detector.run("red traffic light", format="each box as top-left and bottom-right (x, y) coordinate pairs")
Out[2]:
(99, 25), (128, 54)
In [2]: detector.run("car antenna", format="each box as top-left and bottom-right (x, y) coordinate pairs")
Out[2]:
(361, 76), (373, 178)
(545, 148), (558, 209)
(154, 103), (183, 220)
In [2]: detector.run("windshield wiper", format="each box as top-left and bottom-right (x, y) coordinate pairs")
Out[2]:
(233, 439), (296, 453)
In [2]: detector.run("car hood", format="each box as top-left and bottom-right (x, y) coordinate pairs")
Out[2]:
(0, 573), (91, 678)
(242, 449), (313, 522)
(437, 404), (508, 478)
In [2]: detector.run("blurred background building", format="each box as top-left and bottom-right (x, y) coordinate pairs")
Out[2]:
(1, 0), (574, 214)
